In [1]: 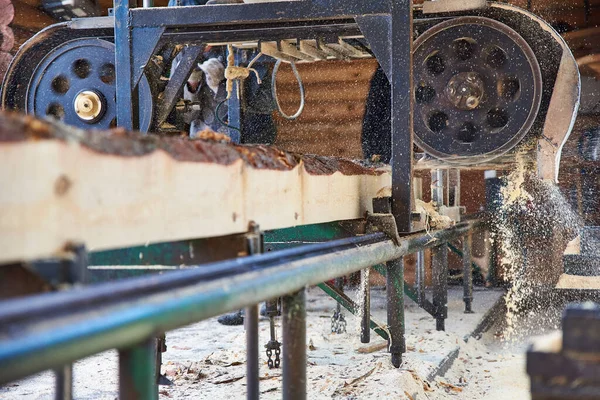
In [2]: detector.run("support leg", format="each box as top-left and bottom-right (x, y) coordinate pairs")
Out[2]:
(54, 364), (73, 400)
(114, 0), (136, 130)
(389, 0), (414, 234)
(463, 233), (474, 313)
(119, 338), (158, 400)
(155, 334), (172, 385)
(416, 250), (426, 306)
(360, 268), (371, 343)
(386, 258), (405, 368)
(331, 277), (346, 334)
(245, 304), (259, 400)
(432, 243), (448, 331)
(282, 289), (306, 400)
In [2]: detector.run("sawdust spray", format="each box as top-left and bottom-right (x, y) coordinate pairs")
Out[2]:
(490, 158), (581, 340)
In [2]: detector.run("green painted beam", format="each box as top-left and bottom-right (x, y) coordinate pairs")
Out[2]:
(317, 282), (389, 341)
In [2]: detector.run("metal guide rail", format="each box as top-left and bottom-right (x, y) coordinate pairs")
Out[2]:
(0, 220), (479, 400)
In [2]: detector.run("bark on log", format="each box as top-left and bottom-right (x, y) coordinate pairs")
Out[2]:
(0, 25), (14, 52)
(11, 0), (56, 31)
(0, 0), (14, 26)
(0, 112), (391, 264)
(0, 51), (12, 80)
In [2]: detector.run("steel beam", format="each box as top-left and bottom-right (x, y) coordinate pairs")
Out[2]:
(245, 223), (262, 400)
(245, 304), (259, 400)
(54, 364), (73, 400)
(386, 258), (406, 368)
(463, 233), (474, 313)
(282, 289), (306, 400)
(360, 268), (371, 343)
(432, 243), (449, 331)
(119, 338), (158, 400)
(130, 1), (389, 28)
(390, 0), (413, 233)
(0, 223), (478, 383)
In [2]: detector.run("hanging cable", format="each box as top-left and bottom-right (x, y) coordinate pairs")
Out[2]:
(271, 59), (305, 120)
(215, 99), (240, 132)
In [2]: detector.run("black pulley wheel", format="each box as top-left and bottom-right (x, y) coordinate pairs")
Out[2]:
(412, 16), (543, 163)
(25, 38), (153, 131)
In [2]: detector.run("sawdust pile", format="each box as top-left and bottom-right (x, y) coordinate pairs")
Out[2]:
(415, 199), (455, 231)
(490, 158), (581, 340)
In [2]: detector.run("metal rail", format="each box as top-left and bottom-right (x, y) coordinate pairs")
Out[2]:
(0, 221), (476, 395)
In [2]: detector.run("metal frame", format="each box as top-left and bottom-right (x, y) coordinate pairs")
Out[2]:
(0, 222), (479, 398)
(0, 0), (485, 396)
(112, 0), (413, 233)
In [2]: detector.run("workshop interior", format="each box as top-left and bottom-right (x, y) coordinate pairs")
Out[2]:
(0, 0), (599, 399)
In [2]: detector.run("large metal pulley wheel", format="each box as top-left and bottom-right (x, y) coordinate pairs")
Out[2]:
(25, 38), (153, 131)
(413, 16), (543, 163)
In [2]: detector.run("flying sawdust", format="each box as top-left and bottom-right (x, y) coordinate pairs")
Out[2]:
(490, 157), (581, 340)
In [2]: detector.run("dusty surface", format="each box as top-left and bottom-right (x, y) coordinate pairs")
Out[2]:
(0, 286), (549, 400)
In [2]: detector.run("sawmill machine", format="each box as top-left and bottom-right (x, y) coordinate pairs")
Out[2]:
(0, 0), (579, 185)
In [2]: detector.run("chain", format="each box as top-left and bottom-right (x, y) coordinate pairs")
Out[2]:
(265, 340), (281, 369)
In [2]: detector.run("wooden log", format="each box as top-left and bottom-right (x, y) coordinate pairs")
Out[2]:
(11, 0), (56, 31)
(0, 113), (391, 264)
(0, 25), (14, 52)
(0, 0), (14, 26)
(0, 51), (12, 80)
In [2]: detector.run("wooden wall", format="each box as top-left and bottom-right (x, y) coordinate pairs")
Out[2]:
(272, 59), (377, 159)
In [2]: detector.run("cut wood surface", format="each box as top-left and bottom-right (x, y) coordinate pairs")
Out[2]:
(0, 113), (391, 264)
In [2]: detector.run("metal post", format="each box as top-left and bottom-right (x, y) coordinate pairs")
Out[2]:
(142, 0), (153, 7)
(114, 0), (136, 130)
(415, 250), (426, 306)
(431, 169), (446, 207)
(432, 244), (448, 331)
(448, 169), (460, 207)
(386, 258), (405, 368)
(245, 223), (261, 400)
(245, 304), (259, 400)
(360, 268), (371, 343)
(54, 364), (73, 400)
(119, 338), (158, 400)
(55, 244), (87, 399)
(389, 0), (413, 233)
(463, 232), (474, 313)
(282, 289), (306, 400)
(155, 334), (170, 385)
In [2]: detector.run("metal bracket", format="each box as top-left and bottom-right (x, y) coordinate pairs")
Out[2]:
(368, 197), (401, 245)
(366, 213), (402, 246)
(27, 243), (89, 287)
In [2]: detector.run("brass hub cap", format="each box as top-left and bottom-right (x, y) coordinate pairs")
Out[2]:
(74, 90), (104, 121)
